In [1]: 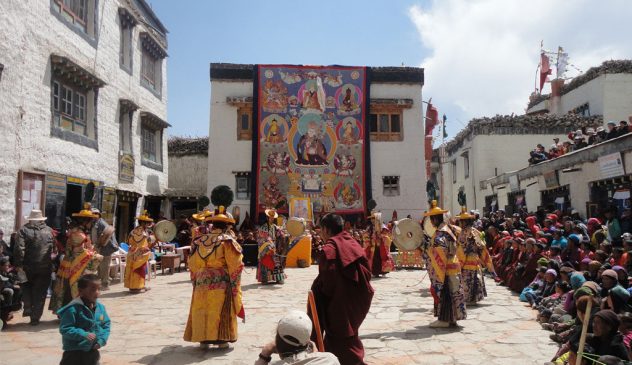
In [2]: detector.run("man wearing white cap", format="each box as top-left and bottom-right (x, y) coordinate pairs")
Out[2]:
(13, 209), (54, 325)
(255, 310), (339, 365)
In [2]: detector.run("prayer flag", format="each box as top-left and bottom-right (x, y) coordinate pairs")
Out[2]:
(540, 52), (552, 92)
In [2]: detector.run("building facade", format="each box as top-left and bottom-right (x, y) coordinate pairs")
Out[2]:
(527, 60), (632, 123)
(484, 133), (632, 218)
(0, 0), (169, 241)
(208, 63), (427, 224)
(432, 114), (602, 215)
(166, 137), (209, 219)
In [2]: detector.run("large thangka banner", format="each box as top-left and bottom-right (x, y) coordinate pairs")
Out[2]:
(254, 65), (368, 217)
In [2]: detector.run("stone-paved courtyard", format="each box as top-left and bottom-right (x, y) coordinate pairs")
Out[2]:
(2, 266), (557, 365)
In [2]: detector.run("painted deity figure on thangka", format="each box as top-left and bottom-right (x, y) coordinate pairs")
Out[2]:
(422, 201), (467, 328)
(257, 209), (286, 284)
(456, 207), (496, 306)
(262, 79), (288, 113)
(296, 121), (328, 166)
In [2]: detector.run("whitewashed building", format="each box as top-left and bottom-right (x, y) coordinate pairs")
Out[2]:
(527, 60), (632, 123)
(433, 114), (601, 215)
(485, 133), (632, 218)
(166, 137), (208, 218)
(0, 0), (170, 241)
(208, 63), (427, 223)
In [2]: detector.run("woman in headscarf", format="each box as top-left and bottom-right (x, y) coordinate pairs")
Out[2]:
(613, 266), (629, 289)
(587, 310), (630, 360)
(603, 285), (632, 314)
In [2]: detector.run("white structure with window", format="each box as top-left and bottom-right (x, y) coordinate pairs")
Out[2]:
(207, 64), (427, 220)
(527, 60), (632, 124)
(0, 0), (169, 233)
(433, 114), (602, 215)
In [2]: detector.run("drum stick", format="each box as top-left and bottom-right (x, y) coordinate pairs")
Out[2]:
(308, 290), (325, 352)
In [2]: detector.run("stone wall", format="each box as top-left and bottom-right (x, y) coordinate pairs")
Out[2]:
(0, 0), (168, 233)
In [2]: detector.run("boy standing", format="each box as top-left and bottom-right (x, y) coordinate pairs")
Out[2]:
(58, 274), (110, 365)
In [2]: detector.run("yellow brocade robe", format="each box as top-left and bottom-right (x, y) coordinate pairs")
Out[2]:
(184, 233), (244, 343)
(124, 226), (151, 290)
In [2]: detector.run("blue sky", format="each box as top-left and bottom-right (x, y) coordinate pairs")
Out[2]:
(150, 0), (430, 137)
(149, 0), (632, 141)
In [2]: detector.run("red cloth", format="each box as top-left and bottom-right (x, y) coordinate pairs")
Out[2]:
(310, 231), (374, 364)
(540, 52), (552, 91)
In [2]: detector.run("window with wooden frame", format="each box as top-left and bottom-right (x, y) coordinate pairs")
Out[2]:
(50, 55), (104, 148)
(119, 23), (133, 71)
(140, 32), (166, 97)
(139, 111), (169, 170)
(382, 176), (400, 197)
(51, 0), (97, 41)
(235, 172), (251, 200)
(141, 126), (157, 162)
(141, 51), (157, 88)
(369, 112), (403, 141)
(52, 80), (88, 135)
(237, 107), (253, 140)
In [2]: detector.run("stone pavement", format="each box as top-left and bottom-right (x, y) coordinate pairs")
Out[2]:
(1, 266), (557, 365)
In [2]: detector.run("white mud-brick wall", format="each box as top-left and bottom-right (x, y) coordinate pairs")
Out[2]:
(0, 0), (168, 233)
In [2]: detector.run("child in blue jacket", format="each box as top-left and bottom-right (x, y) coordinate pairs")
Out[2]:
(58, 274), (110, 365)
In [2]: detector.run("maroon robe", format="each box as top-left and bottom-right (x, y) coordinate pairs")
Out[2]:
(310, 231), (374, 365)
(509, 252), (542, 292)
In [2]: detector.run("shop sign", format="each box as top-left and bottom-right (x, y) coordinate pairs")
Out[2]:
(543, 170), (559, 189)
(599, 152), (625, 179)
(119, 153), (135, 183)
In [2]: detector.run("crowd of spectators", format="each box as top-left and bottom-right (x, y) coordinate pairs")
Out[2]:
(529, 121), (631, 165)
(477, 206), (632, 364)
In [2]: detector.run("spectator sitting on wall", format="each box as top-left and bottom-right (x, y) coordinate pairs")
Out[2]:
(586, 128), (599, 145)
(574, 134), (588, 150)
(607, 121), (619, 140)
(529, 144), (548, 165)
(618, 121), (630, 137)
(548, 145), (563, 159)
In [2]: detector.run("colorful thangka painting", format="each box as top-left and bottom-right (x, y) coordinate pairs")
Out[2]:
(254, 65), (367, 216)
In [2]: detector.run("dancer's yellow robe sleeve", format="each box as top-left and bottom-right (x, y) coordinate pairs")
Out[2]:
(184, 237), (244, 343)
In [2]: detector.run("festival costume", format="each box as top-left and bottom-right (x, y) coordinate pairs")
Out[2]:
(422, 202), (466, 326)
(50, 206), (102, 313)
(257, 210), (286, 284)
(458, 226), (494, 304)
(124, 211), (153, 291)
(183, 228), (244, 344)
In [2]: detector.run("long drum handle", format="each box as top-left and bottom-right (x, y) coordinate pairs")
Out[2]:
(308, 290), (325, 352)
(577, 296), (593, 361)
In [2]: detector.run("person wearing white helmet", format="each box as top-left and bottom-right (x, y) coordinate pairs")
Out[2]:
(255, 310), (339, 365)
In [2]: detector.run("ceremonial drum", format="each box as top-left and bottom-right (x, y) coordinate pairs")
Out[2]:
(286, 217), (306, 237)
(422, 216), (437, 239)
(392, 218), (424, 251)
(154, 220), (177, 242)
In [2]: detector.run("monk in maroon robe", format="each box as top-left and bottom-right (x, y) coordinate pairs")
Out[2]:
(310, 214), (374, 365)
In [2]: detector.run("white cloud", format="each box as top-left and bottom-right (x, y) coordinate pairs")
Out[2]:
(409, 0), (632, 137)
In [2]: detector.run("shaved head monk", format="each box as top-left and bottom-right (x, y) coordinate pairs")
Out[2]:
(310, 214), (374, 365)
